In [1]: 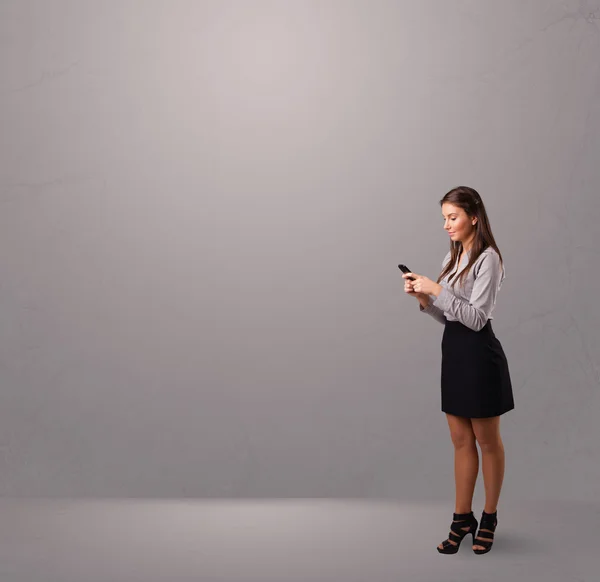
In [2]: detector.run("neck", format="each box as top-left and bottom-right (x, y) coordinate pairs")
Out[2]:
(462, 235), (476, 253)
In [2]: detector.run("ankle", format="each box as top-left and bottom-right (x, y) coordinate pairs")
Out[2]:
(454, 505), (473, 514)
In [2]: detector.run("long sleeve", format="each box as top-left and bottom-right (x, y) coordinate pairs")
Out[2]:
(419, 298), (447, 324)
(432, 251), (504, 331)
(420, 251), (451, 325)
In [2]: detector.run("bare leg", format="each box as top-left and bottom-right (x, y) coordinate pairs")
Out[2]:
(438, 414), (478, 550)
(471, 416), (505, 551)
(453, 431), (479, 514)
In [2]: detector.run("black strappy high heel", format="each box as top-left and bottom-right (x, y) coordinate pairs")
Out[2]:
(473, 510), (498, 555)
(437, 511), (478, 554)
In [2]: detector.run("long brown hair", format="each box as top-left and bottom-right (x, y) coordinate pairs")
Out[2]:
(437, 186), (504, 288)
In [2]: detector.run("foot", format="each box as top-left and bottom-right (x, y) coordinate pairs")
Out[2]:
(437, 513), (473, 551)
(473, 510), (497, 553)
(472, 529), (493, 551)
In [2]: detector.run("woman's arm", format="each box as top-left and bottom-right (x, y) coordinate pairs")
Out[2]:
(419, 294), (447, 324)
(418, 251), (451, 325)
(431, 252), (503, 331)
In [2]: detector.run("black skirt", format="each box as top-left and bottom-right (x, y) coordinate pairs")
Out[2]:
(441, 320), (514, 418)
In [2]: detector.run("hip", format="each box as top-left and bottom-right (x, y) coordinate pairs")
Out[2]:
(442, 319), (506, 353)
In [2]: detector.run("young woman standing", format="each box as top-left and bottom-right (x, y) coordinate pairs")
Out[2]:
(402, 186), (514, 555)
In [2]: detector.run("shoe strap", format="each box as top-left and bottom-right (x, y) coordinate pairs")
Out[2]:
(480, 511), (497, 528)
(450, 521), (473, 536)
(476, 530), (495, 540)
(453, 511), (474, 521)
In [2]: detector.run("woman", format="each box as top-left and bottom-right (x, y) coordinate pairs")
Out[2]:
(402, 186), (514, 555)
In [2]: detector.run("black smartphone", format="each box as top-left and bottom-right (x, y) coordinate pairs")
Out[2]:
(398, 264), (415, 280)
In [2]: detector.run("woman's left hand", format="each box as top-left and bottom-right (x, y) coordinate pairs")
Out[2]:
(403, 273), (442, 297)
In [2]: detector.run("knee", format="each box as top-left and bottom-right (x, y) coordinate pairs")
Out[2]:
(476, 436), (503, 454)
(450, 431), (476, 450)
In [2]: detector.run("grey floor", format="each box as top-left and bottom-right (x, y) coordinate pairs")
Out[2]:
(0, 498), (594, 582)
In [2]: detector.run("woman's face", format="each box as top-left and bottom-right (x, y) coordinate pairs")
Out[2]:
(441, 202), (476, 245)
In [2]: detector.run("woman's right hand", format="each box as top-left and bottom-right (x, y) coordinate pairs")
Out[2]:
(403, 276), (427, 300)
(402, 274), (421, 297)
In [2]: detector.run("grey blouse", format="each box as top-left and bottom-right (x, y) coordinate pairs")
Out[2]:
(420, 247), (505, 331)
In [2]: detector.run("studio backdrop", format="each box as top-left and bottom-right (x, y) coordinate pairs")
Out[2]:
(0, 0), (599, 500)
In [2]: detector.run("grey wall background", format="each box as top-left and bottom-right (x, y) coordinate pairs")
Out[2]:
(0, 0), (598, 500)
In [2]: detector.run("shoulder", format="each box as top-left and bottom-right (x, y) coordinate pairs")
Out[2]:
(478, 246), (500, 262)
(474, 247), (504, 277)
